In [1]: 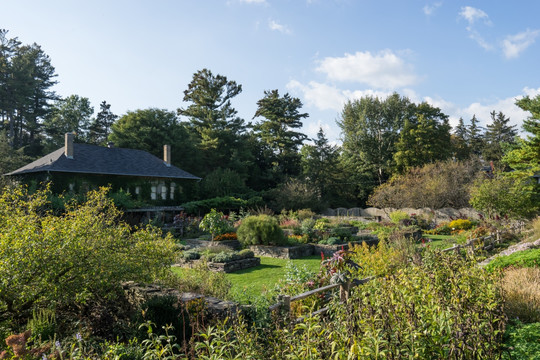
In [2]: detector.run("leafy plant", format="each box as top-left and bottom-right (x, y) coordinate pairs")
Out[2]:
(389, 210), (409, 224)
(502, 321), (540, 360)
(0, 186), (176, 322)
(485, 248), (540, 272)
(199, 209), (233, 240)
(236, 215), (286, 246)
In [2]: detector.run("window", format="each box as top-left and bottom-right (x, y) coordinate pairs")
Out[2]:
(150, 185), (157, 200)
(170, 183), (176, 200)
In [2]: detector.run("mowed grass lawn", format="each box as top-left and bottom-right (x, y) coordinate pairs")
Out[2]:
(172, 256), (322, 298)
(422, 234), (463, 250)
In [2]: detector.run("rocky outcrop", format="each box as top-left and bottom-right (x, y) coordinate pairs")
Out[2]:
(122, 281), (237, 318)
(479, 238), (540, 267)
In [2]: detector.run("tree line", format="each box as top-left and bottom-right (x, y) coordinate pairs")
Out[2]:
(1, 29), (536, 214)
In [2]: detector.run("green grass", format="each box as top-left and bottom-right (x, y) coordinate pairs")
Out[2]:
(485, 248), (540, 272)
(172, 255), (322, 298)
(226, 256), (322, 296)
(422, 234), (463, 250)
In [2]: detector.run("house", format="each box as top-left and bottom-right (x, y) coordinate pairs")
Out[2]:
(5, 133), (201, 205)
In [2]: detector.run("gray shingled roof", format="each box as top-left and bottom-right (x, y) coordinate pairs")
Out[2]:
(5, 144), (201, 180)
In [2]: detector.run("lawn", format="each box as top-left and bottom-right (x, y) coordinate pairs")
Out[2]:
(172, 255), (322, 298)
(226, 255), (322, 296)
(422, 234), (463, 250)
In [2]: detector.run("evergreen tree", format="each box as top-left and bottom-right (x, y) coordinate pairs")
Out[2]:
(483, 110), (517, 162)
(468, 115), (484, 156)
(300, 127), (340, 202)
(452, 117), (471, 160)
(253, 89), (308, 180)
(88, 101), (117, 145)
(0, 30), (57, 153)
(177, 69), (251, 177)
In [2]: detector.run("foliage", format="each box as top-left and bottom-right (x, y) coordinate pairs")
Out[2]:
(212, 232), (237, 241)
(0, 186), (176, 322)
(199, 209), (233, 239)
(26, 308), (56, 342)
(43, 94), (94, 149)
(199, 168), (249, 198)
(469, 174), (539, 219)
(0, 29), (58, 152)
(369, 159), (481, 209)
(168, 261), (232, 300)
(448, 218), (474, 230)
(394, 110), (452, 173)
(502, 321), (540, 360)
(181, 195), (263, 215)
(87, 100), (118, 146)
(269, 178), (321, 212)
(389, 210), (409, 224)
(483, 110), (517, 162)
(349, 240), (402, 278)
(177, 68), (252, 178)
(499, 267), (540, 323)
(300, 127), (341, 203)
(109, 108), (199, 174)
(236, 215), (286, 246)
(488, 249), (540, 274)
(253, 89), (308, 178)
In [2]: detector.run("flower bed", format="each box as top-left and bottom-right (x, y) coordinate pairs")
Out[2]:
(178, 248), (260, 273)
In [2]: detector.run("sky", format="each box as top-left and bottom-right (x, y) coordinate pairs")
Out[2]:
(2, 0), (540, 144)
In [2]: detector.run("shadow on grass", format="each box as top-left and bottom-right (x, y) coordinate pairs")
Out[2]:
(230, 263), (281, 275)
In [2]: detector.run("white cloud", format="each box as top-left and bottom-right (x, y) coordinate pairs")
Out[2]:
(425, 87), (540, 131)
(459, 6), (491, 25)
(502, 29), (540, 59)
(239, 0), (267, 4)
(287, 80), (395, 112)
(268, 19), (291, 34)
(459, 6), (494, 51)
(316, 50), (419, 89)
(423, 2), (442, 16)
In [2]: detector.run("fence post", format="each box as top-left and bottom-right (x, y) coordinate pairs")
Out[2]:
(340, 280), (351, 302)
(496, 230), (500, 244)
(279, 295), (291, 314)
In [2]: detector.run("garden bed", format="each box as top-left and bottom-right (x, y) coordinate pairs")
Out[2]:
(176, 257), (261, 273)
(184, 238), (241, 250)
(250, 239), (379, 259)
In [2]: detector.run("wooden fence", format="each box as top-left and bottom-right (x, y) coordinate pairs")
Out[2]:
(270, 226), (522, 323)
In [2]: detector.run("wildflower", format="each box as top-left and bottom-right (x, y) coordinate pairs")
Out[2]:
(76, 332), (82, 341)
(55, 341), (61, 349)
(42, 354), (48, 360)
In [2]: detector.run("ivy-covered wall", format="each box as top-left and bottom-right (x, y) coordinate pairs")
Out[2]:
(15, 172), (194, 208)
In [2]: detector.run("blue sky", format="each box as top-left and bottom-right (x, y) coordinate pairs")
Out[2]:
(2, 0), (540, 144)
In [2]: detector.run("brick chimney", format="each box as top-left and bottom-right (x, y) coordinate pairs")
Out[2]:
(65, 133), (74, 159)
(163, 145), (171, 167)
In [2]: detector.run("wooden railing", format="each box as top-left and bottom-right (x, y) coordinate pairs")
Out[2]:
(269, 276), (375, 322)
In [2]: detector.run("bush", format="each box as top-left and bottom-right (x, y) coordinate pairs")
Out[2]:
(199, 209), (233, 239)
(182, 249), (201, 261)
(502, 321), (540, 359)
(485, 248), (540, 272)
(389, 210), (409, 225)
(500, 267), (540, 323)
(448, 218), (474, 230)
(237, 215), (286, 246)
(0, 186), (176, 322)
(237, 249), (254, 259)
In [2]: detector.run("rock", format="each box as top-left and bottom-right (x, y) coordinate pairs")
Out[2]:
(479, 238), (540, 267)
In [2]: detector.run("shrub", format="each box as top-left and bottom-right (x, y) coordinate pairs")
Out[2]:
(237, 249), (254, 259)
(313, 218), (331, 231)
(236, 215), (286, 246)
(500, 267), (540, 323)
(0, 186), (176, 321)
(182, 249), (201, 261)
(199, 209), (233, 240)
(389, 210), (409, 225)
(213, 232), (237, 241)
(212, 251), (237, 263)
(448, 218), (474, 230)
(502, 321), (540, 359)
(485, 248), (540, 272)
(329, 227), (353, 241)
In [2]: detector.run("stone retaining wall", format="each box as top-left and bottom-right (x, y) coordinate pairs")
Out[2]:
(176, 257), (261, 273)
(184, 238), (241, 250)
(250, 239), (378, 259)
(122, 281), (237, 318)
(323, 207), (481, 224)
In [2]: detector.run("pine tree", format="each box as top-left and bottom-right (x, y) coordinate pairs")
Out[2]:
(483, 111), (517, 161)
(468, 115), (484, 156)
(88, 101), (117, 145)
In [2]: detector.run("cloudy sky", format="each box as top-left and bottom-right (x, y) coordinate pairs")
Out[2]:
(2, 0), (540, 143)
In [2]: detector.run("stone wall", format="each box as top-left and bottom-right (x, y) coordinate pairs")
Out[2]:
(250, 240), (378, 259)
(122, 281), (237, 318)
(323, 207), (481, 224)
